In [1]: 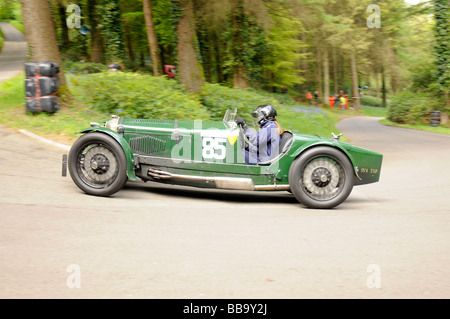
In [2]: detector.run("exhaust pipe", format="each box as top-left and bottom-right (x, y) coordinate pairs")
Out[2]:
(147, 168), (289, 191)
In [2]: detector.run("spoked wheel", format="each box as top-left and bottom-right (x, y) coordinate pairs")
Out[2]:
(68, 132), (128, 196)
(289, 146), (355, 209)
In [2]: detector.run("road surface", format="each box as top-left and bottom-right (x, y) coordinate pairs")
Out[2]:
(0, 22), (27, 83)
(0, 117), (449, 299)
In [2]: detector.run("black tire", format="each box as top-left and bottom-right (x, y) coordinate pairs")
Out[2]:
(68, 132), (128, 196)
(289, 146), (355, 209)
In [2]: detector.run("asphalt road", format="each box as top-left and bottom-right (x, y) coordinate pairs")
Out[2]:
(0, 116), (449, 299)
(0, 22), (27, 83)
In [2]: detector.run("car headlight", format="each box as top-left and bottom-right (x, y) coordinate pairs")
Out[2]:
(105, 115), (120, 132)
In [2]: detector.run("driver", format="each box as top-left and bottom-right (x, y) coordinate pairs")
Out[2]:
(236, 104), (282, 164)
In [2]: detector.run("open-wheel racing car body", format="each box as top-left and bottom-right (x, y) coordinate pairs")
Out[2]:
(66, 110), (382, 209)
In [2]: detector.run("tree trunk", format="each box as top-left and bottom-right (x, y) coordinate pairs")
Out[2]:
(88, 0), (104, 63)
(21, 0), (67, 87)
(124, 19), (134, 63)
(323, 48), (330, 107)
(214, 35), (224, 83)
(143, 0), (161, 76)
(350, 49), (360, 108)
(97, 0), (125, 65)
(375, 70), (381, 99)
(381, 66), (387, 108)
(176, 0), (204, 93)
(315, 49), (322, 104)
(231, 0), (248, 89)
(332, 47), (338, 95)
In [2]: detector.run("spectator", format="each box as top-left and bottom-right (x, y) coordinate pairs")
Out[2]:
(306, 91), (313, 105)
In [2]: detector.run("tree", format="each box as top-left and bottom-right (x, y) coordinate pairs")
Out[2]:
(262, 3), (306, 91)
(176, 0), (204, 93)
(97, 0), (125, 65)
(87, 0), (104, 63)
(432, 0), (450, 108)
(21, 0), (67, 87)
(143, 0), (161, 76)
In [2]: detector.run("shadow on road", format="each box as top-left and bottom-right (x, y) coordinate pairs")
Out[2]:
(122, 181), (299, 205)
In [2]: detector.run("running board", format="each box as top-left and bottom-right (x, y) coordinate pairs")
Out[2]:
(147, 168), (290, 191)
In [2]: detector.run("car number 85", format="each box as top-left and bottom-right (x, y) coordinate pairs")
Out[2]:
(202, 137), (226, 160)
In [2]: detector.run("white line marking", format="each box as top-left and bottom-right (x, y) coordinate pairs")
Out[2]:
(18, 129), (71, 151)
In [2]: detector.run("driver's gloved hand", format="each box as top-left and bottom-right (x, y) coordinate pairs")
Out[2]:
(236, 116), (246, 127)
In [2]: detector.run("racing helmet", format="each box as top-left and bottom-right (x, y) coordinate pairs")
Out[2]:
(252, 104), (277, 126)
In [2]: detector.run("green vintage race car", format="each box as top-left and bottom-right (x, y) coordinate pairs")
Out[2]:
(65, 110), (382, 209)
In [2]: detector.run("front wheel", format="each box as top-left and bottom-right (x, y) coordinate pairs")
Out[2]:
(289, 146), (355, 209)
(68, 132), (128, 196)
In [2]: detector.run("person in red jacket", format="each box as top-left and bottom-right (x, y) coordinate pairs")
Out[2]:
(306, 92), (313, 105)
(329, 95), (336, 108)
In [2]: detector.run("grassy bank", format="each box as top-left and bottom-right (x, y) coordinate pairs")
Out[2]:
(0, 73), (343, 145)
(380, 118), (450, 135)
(6, 71), (445, 147)
(0, 73), (106, 145)
(327, 104), (388, 118)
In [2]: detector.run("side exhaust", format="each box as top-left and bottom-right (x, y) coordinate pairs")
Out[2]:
(147, 168), (290, 191)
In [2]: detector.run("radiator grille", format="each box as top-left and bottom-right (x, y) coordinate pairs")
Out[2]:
(129, 135), (168, 156)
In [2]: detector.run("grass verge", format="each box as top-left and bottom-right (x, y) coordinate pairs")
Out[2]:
(0, 73), (106, 145)
(380, 118), (450, 135)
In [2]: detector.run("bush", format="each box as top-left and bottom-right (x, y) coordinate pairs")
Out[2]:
(201, 83), (279, 121)
(63, 61), (107, 75)
(360, 95), (383, 107)
(70, 72), (210, 120)
(388, 90), (440, 124)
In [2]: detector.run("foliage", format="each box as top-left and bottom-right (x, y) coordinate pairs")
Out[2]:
(63, 61), (107, 74)
(0, 0), (23, 32)
(262, 8), (306, 89)
(0, 0), (15, 20)
(69, 71), (210, 120)
(62, 30), (89, 61)
(200, 83), (279, 121)
(432, 0), (450, 95)
(387, 90), (440, 124)
(152, 0), (179, 53)
(222, 4), (268, 86)
(0, 73), (107, 143)
(0, 26), (3, 53)
(69, 71), (340, 137)
(96, 0), (125, 64)
(360, 95), (383, 107)
(121, 11), (148, 65)
(11, 0), (448, 126)
(200, 83), (339, 137)
(277, 103), (341, 138)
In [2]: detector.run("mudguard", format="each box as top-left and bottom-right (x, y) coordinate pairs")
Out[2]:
(289, 140), (360, 179)
(78, 127), (137, 181)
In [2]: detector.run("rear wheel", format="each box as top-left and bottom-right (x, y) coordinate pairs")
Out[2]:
(289, 146), (354, 209)
(68, 132), (128, 196)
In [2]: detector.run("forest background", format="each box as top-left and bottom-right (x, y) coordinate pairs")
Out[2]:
(0, 0), (449, 137)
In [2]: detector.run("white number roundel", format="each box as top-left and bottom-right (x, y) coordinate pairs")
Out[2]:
(202, 137), (226, 160)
